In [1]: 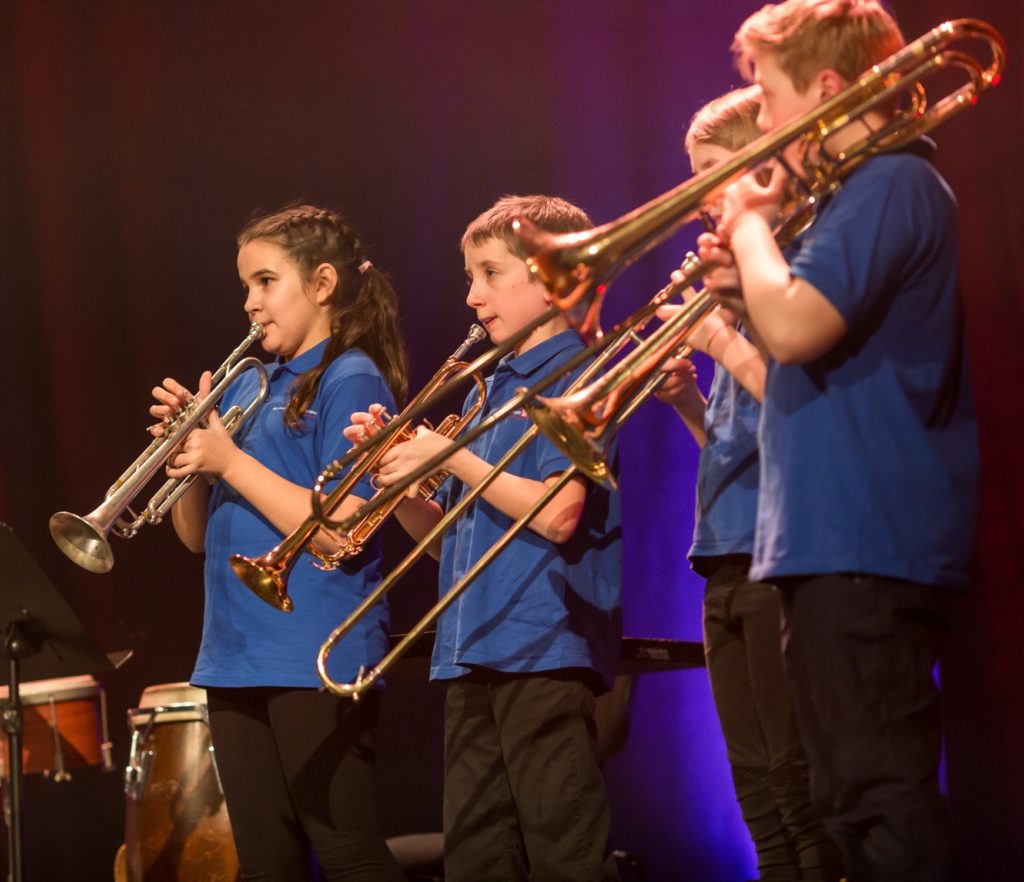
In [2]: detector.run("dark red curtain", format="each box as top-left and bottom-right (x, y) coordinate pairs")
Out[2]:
(1, 2), (1020, 879)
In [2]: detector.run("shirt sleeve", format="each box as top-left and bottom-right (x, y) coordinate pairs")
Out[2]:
(788, 155), (954, 328)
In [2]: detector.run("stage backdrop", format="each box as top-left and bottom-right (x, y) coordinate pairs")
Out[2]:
(0, 2), (1021, 880)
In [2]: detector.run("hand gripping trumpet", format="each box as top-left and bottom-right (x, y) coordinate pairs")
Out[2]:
(49, 323), (269, 573)
(229, 324), (488, 613)
(514, 19), (1005, 343)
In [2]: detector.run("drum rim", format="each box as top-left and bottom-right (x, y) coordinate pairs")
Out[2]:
(0, 675), (101, 706)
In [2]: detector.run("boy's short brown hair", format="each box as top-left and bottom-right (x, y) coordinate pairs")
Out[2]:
(461, 194), (593, 260)
(733, 0), (905, 93)
(684, 86), (762, 156)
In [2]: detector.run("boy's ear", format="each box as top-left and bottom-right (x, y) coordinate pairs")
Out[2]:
(528, 271), (554, 304)
(312, 262), (339, 305)
(816, 69), (846, 101)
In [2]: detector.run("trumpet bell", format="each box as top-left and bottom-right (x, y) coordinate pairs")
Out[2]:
(229, 555), (294, 612)
(49, 511), (115, 574)
(523, 396), (618, 490)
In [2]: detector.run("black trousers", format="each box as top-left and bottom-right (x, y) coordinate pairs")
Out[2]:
(702, 556), (843, 881)
(442, 671), (616, 882)
(778, 573), (954, 882)
(206, 686), (404, 882)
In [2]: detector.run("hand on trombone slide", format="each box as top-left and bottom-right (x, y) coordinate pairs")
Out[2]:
(148, 372), (239, 480)
(658, 262), (743, 358)
(714, 160), (790, 243)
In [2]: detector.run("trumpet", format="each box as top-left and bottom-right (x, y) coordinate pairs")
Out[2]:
(229, 325), (488, 612)
(515, 18), (1006, 343)
(49, 323), (269, 573)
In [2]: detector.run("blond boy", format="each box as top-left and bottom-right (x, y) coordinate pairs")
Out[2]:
(700, 2), (978, 879)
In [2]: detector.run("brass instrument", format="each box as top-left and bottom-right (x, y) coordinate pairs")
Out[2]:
(314, 261), (710, 698)
(49, 324), (269, 573)
(519, 19), (1005, 484)
(515, 19), (1005, 343)
(527, 255), (711, 490)
(229, 325), (488, 612)
(313, 19), (1005, 698)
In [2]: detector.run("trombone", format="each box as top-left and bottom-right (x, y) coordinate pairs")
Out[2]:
(229, 325), (488, 612)
(515, 18), (1006, 343)
(518, 18), (1007, 488)
(313, 18), (1006, 697)
(49, 323), (269, 573)
(316, 255), (715, 698)
(312, 19), (1005, 543)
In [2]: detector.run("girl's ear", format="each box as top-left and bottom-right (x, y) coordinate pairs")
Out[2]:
(311, 262), (338, 306)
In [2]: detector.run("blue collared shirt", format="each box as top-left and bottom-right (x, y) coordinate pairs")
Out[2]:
(752, 150), (978, 588)
(192, 339), (396, 688)
(430, 330), (623, 691)
(689, 327), (760, 566)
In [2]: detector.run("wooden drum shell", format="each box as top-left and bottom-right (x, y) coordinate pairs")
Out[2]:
(123, 683), (239, 882)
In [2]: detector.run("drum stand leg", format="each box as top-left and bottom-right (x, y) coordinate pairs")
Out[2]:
(45, 697), (69, 783)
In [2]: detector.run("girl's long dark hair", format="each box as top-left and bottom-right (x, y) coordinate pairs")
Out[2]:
(238, 204), (408, 428)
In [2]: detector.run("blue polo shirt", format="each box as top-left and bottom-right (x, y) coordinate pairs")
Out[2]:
(689, 328), (760, 569)
(430, 330), (623, 691)
(751, 148), (978, 589)
(192, 340), (396, 688)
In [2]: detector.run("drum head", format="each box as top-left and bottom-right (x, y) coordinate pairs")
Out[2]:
(131, 682), (208, 726)
(0, 674), (99, 706)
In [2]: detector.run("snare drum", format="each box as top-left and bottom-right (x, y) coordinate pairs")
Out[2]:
(122, 683), (240, 882)
(0, 674), (110, 779)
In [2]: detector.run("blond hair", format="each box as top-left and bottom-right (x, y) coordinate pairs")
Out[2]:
(734, 0), (904, 92)
(685, 86), (762, 156)
(460, 194), (592, 259)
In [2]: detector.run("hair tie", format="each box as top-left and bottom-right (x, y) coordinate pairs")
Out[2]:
(358, 260), (373, 275)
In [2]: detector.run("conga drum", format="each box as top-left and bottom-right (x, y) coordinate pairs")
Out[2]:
(0, 674), (111, 779)
(122, 683), (240, 881)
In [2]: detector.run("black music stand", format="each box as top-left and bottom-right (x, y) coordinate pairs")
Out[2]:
(0, 524), (113, 882)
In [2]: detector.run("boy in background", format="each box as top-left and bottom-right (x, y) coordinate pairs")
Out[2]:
(659, 86), (842, 881)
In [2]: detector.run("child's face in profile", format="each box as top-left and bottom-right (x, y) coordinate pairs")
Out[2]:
(689, 141), (736, 222)
(238, 239), (331, 361)
(464, 236), (557, 355)
(752, 48), (835, 174)
(751, 49), (821, 135)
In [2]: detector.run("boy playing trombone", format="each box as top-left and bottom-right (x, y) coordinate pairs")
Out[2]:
(700, 1), (979, 878)
(348, 195), (622, 882)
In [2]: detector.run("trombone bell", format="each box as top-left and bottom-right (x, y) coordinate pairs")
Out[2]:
(49, 512), (115, 574)
(229, 556), (294, 612)
(523, 397), (617, 490)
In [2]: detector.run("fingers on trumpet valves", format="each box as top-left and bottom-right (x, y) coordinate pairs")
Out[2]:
(344, 411), (380, 446)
